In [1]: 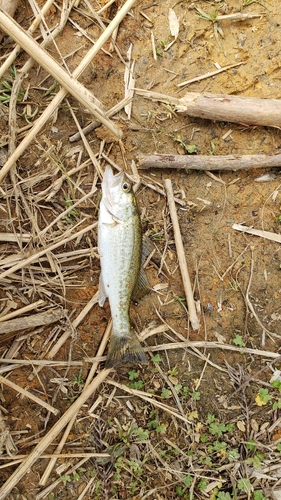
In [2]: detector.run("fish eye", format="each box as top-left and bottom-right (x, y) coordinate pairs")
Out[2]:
(122, 182), (131, 192)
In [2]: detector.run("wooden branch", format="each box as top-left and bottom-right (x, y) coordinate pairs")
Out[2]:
(165, 179), (200, 331)
(138, 153), (281, 171)
(136, 89), (281, 128)
(0, 309), (64, 335)
(177, 92), (281, 128)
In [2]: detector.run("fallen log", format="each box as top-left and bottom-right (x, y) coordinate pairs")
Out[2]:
(135, 89), (281, 129)
(138, 153), (281, 171)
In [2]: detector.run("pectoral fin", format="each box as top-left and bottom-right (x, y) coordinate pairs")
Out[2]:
(98, 272), (107, 306)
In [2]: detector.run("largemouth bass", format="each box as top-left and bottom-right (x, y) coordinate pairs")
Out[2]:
(98, 165), (148, 368)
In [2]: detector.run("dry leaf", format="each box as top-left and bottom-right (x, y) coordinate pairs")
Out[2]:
(168, 8), (179, 39)
(237, 420), (246, 432)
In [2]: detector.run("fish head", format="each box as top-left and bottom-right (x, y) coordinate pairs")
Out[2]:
(101, 165), (138, 222)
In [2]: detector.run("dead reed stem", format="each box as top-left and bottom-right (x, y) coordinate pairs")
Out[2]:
(0, 12), (121, 139)
(0, 0), (55, 79)
(0, 0), (137, 183)
(0, 368), (112, 499)
(138, 153), (281, 171)
(165, 179), (200, 330)
(0, 375), (58, 415)
(39, 320), (111, 485)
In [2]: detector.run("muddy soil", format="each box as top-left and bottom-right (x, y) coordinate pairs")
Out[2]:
(1, 0), (281, 499)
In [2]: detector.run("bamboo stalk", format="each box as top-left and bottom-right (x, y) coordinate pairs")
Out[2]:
(138, 153), (281, 171)
(0, 0), (137, 183)
(0, 368), (112, 500)
(0, 12), (121, 139)
(165, 179), (200, 331)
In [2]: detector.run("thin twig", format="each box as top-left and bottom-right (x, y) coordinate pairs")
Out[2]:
(233, 223), (281, 244)
(165, 179), (200, 330)
(0, 0), (137, 183)
(0, 368), (112, 499)
(177, 62), (245, 88)
(0, 300), (45, 322)
(0, 375), (58, 415)
(0, 12), (121, 139)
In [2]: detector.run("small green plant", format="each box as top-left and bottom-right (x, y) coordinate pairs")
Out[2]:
(44, 79), (60, 97)
(237, 478), (252, 494)
(161, 387), (172, 398)
(229, 277), (240, 291)
(151, 354), (162, 363)
(255, 388), (271, 406)
(60, 475), (71, 483)
(233, 334), (246, 347)
(246, 452), (264, 469)
(63, 199), (80, 224)
(173, 295), (189, 315)
(253, 491), (270, 500)
(216, 493), (232, 500)
(174, 135), (198, 154)
(72, 369), (84, 390)
(128, 369), (139, 380)
(243, 0), (269, 11)
(0, 66), (24, 104)
(191, 391), (201, 401)
(195, 6), (218, 22)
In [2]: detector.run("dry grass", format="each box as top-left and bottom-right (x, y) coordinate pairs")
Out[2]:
(0, 0), (280, 499)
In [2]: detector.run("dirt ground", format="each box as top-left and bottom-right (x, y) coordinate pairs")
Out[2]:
(1, 0), (281, 498)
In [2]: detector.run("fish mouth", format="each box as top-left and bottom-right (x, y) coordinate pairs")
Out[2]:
(103, 165), (124, 189)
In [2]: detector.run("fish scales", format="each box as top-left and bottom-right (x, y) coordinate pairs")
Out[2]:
(98, 165), (148, 367)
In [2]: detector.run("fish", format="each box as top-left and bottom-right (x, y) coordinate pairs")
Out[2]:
(98, 165), (149, 368)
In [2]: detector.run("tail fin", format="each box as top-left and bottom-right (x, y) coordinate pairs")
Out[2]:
(105, 330), (148, 368)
